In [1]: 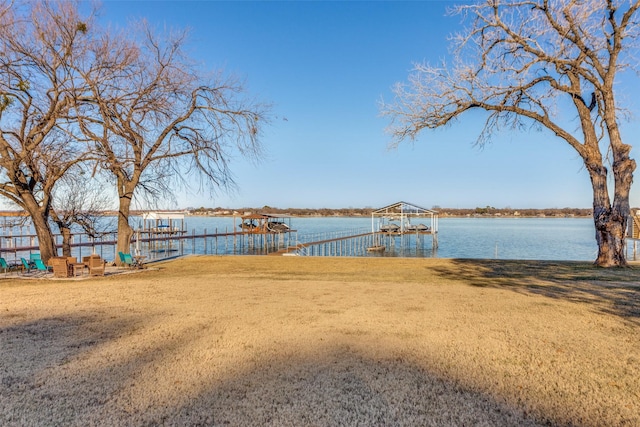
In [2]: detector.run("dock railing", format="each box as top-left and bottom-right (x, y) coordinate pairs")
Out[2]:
(1, 224), (439, 262)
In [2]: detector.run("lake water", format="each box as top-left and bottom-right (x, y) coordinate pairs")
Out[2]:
(0, 215), (599, 262)
(182, 216), (598, 261)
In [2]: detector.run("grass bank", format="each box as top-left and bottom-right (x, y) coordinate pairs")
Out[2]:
(1, 256), (638, 426)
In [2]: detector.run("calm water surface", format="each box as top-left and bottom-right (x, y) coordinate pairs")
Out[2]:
(0, 215), (598, 262)
(184, 216), (597, 261)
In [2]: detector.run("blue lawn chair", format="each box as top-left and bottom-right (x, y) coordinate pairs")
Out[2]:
(118, 251), (135, 268)
(0, 257), (9, 276)
(33, 258), (52, 275)
(21, 257), (32, 274)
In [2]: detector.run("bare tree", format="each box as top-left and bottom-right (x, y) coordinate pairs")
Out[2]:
(76, 21), (269, 259)
(50, 166), (113, 257)
(0, 1), (92, 262)
(382, 0), (639, 267)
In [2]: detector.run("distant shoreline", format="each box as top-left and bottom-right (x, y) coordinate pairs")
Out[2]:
(0, 208), (595, 219)
(188, 213), (594, 219)
(187, 207), (594, 219)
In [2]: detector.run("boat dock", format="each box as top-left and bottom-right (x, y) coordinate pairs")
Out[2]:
(277, 231), (374, 256)
(0, 202), (442, 262)
(627, 210), (640, 260)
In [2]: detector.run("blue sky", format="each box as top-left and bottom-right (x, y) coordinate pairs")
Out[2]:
(99, 1), (640, 210)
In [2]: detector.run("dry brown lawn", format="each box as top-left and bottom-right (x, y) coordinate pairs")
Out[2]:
(1, 256), (638, 426)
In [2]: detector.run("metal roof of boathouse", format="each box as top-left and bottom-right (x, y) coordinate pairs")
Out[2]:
(371, 201), (439, 238)
(372, 201), (438, 216)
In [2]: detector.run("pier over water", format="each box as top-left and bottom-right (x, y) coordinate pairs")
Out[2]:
(0, 203), (443, 263)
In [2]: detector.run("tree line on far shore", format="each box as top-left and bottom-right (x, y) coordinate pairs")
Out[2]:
(189, 206), (593, 218)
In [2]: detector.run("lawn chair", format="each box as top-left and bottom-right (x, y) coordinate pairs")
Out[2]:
(118, 251), (136, 268)
(22, 258), (51, 276)
(0, 257), (9, 276)
(20, 257), (32, 274)
(50, 257), (72, 278)
(89, 256), (106, 276)
(83, 254), (106, 276)
(33, 258), (52, 274)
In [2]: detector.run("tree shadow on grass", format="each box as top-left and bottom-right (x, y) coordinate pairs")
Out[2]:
(431, 259), (640, 323)
(0, 314), (149, 425)
(168, 346), (548, 427)
(0, 314), (550, 426)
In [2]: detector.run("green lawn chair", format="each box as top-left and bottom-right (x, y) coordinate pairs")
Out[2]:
(0, 257), (9, 276)
(118, 251), (135, 268)
(33, 258), (52, 276)
(20, 257), (32, 274)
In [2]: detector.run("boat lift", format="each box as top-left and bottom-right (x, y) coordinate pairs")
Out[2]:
(371, 201), (439, 249)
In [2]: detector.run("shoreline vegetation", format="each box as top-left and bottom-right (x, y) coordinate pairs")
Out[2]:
(188, 206), (594, 218)
(1, 256), (638, 426)
(0, 207), (595, 219)
(0, 207), (596, 220)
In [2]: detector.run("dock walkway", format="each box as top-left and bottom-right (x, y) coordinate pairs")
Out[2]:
(272, 232), (373, 255)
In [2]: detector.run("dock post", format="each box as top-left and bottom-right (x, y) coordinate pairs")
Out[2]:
(204, 228), (207, 255)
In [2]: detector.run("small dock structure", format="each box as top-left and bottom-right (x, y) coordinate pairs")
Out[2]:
(236, 213), (296, 253)
(237, 213), (293, 234)
(137, 211), (187, 257)
(628, 209), (640, 239)
(372, 201), (439, 249)
(142, 211), (186, 235)
(284, 201), (440, 256)
(627, 209), (640, 260)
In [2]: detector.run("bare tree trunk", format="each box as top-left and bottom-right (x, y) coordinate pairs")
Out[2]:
(22, 202), (57, 263)
(33, 219), (57, 263)
(593, 206), (628, 267)
(60, 226), (72, 257)
(592, 86), (637, 267)
(589, 161), (632, 267)
(50, 215), (73, 258)
(116, 193), (134, 264)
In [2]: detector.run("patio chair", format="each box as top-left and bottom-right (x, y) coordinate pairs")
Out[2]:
(118, 251), (136, 268)
(50, 257), (72, 278)
(33, 258), (52, 276)
(83, 254), (106, 276)
(20, 257), (32, 274)
(0, 257), (9, 276)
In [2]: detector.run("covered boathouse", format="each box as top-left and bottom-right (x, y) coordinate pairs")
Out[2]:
(371, 201), (439, 249)
(237, 212), (296, 253)
(627, 209), (640, 260)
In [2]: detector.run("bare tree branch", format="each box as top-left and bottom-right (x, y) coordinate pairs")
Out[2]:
(73, 19), (270, 256)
